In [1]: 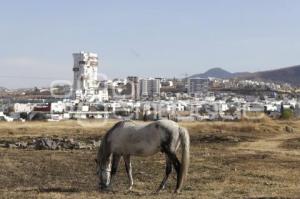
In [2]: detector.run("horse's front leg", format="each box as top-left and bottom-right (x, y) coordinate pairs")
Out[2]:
(124, 155), (133, 190)
(110, 154), (121, 187)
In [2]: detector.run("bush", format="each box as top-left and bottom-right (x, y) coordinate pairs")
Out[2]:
(281, 109), (294, 120)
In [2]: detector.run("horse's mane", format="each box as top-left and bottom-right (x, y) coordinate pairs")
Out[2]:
(97, 121), (126, 165)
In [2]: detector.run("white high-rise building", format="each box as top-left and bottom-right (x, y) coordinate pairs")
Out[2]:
(188, 78), (209, 95)
(72, 51), (108, 102)
(139, 78), (161, 98)
(139, 79), (149, 97)
(127, 76), (140, 100)
(149, 78), (161, 97)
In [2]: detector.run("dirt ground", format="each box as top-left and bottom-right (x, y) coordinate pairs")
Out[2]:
(0, 119), (300, 199)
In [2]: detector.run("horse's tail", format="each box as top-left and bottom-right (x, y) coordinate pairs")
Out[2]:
(177, 126), (190, 192)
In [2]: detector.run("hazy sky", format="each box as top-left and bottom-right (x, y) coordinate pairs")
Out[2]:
(1, 0), (300, 88)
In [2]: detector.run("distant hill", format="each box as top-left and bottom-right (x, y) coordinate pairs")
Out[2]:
(190, 68), (234, 79)
(190, 65), (300, 86)
(190, 68), (250, 79)
(239, 65), (300, 86)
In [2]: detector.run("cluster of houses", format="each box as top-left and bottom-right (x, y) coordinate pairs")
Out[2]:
(0, 93), (299, 122)
(209, 78), (293, 92)
(1, 51), (299, 122)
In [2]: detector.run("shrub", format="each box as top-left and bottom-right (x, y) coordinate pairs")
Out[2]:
(281, 109), (294, 120)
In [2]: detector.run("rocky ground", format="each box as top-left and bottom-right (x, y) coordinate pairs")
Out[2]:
(0, 137), (101, 150)
(0, 119), (299, 198)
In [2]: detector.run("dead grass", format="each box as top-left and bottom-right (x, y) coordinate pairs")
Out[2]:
(0, 119), (300, 198)
(280, 137), (300, 150)
(0, 120), (117, 139)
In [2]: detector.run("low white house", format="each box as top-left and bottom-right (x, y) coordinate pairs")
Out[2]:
(0, 112), (14, 122)
(264, 104), (278, 112)
(14, 103), (34, 113)
(51, 101), (65, 113)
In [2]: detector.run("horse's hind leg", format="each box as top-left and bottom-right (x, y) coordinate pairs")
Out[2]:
(167, 152), (181, 192)
(156, 155), (172, 193)
(124, 155), (133, 190)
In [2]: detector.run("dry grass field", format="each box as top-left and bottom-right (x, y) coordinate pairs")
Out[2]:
(0, 118), (300, 199)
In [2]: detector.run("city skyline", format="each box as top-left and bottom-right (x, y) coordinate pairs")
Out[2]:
(1, 0), (300, 88)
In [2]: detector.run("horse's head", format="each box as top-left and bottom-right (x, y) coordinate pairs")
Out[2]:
(95, 124), (120, 191)
(100, 168), (111, 190)
(95, 157), (111, 190)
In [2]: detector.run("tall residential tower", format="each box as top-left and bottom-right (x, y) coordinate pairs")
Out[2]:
(72, 51), (108, 102)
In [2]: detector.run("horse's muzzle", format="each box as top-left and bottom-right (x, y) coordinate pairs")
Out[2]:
(99, 183), (109, 191)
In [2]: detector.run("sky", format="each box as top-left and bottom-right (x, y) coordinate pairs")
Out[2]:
(1, 0), (300, 88)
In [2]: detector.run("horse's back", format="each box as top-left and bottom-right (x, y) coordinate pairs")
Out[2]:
(108, 121), (162, 156)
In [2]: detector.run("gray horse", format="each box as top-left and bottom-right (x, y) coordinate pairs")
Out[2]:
(95, 119), (190, 193)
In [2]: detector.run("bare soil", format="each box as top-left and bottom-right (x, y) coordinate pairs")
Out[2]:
(0, 120), (299, 198)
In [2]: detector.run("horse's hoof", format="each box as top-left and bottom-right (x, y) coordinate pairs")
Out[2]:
(128, 186), (133, 191)
(174, 189), (181, 194)
(155, 187), (164, 193)
(100, 186), (111, 192)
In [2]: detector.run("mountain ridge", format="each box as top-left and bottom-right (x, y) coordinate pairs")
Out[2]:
(190, 65), (300, 86)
